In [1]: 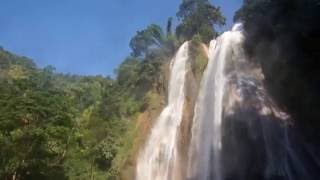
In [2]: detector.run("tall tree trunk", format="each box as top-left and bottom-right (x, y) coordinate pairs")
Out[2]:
(90, 159), (95, 180)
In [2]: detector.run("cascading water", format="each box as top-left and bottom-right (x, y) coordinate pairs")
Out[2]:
(187, 24), (244, 180)
(136, 42), (189, 180)
(187, 23), (318, 180)
(136, 23), (319, 180)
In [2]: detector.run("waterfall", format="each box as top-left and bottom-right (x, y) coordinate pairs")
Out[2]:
(186, 23), (315, 180)
(136, 42), (189, 180)
(136, 23), (318, 180)
(187, 24), (244, 180)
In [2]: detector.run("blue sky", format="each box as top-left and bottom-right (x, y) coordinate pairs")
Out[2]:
(0, 0), (242, 76)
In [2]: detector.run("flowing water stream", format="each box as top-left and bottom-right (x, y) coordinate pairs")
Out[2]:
(187, 23), (244, 180)
(136, 42), (189, 180)
(136, 23), (318, 180)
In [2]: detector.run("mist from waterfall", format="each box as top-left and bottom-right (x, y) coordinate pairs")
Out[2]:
(136, 42), (189, 180)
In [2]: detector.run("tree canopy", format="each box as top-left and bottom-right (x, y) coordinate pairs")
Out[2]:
(176, 0), (225, 43)
(129, 24), (165, 57)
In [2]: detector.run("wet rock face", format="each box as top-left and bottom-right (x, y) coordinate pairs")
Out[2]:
(220, 65), (320, 180)
(222, 70), (288, 180)
(236, 0), (320, 140)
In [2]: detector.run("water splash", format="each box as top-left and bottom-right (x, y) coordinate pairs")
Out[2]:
(136, 42), (189, 180)
(187, 24), (244, 180)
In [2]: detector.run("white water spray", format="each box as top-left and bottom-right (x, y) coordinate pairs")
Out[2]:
(136, 42), (189, 180)
(187, 24), (244, 180)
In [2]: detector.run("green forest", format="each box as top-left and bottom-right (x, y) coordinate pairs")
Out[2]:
(1, 0), (319, 179)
